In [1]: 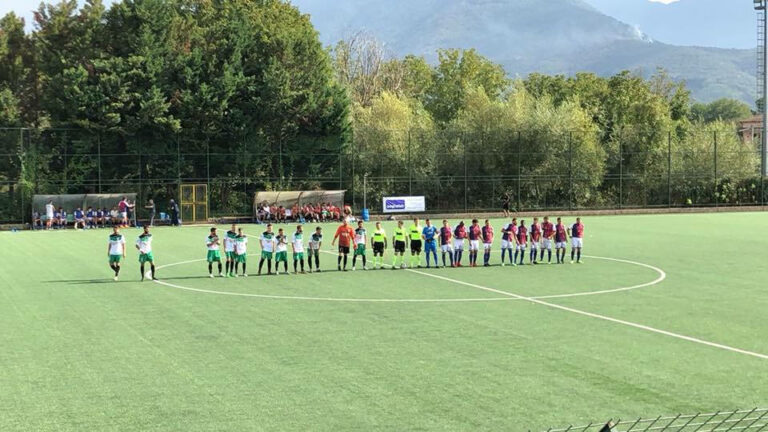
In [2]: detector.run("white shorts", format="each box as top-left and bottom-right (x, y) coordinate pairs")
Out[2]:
(501, 240), (512, 249)
(469, 240), (480, 251)
(542, 239), (552, 250)
(483, 242), (492, 250)
(453, 239), (464, 250)
(441, 244), (453, 253)
(46, 212), (54, 219)
(556, 241), (567, 249)
(572, 238), (583, 248)
(530, 241), (539, 250)
(517, 243), (526, 251)
(120, 211), (127, 219)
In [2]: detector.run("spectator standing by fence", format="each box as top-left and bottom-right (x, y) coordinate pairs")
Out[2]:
(145, 199), (156, 227)
(169, 199), (180, 226)
(45, 200), (54, 230)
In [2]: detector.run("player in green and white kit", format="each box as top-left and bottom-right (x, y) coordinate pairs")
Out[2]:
(307, 227), (323, 272)
(371, 222), (387, 269)
(292, 225), (306, 274)
(135, 225), (156, 281)
(234, 228), (248, 277)
(258, 224), (276, 276)
(107, 226), (126, 281)
(352, 220), (368, 271)
(206, 227), (223, 278)
(275, 228), (289, 275)
(224, 223), (238, 277)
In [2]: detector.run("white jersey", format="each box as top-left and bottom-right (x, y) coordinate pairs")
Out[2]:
(292, 233), (305, 253)
(224, 231), (237, 252)
(108, 234), (125, 255)
(235, 236), (248, 255)
(136, 234), (152, 254)
(206, 235), (220, 251)
(276, 235), (288, 253)
(261, 232), (276, 252)
(45, 204), (54, 218)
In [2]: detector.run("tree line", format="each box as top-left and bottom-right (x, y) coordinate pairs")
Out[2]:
(0, 1), (762, 221)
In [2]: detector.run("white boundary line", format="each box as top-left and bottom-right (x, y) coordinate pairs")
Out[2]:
(149, 254), (768, 359)
(149, 253), (664, 303)
(404, 268), (768, 361)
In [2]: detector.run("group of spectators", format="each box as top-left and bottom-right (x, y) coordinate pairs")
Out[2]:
(32, 197), (182, 229)
(255, 202), (349, 224)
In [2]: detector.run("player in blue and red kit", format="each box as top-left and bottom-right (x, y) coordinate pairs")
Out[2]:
(422, 218), (439, 268)
(500, 219), (514, 266)
(467, 219), (482, 267)
(516, 220), (528, 265)
(439, 220), (454, 268)
(481, 219), (494, 267)
(541, 216), (555, 264)
(569, 217), (584, 264)
(529, 217), (542, 264)
(554, 217), (569, 264)
(453, 221), (466, 267)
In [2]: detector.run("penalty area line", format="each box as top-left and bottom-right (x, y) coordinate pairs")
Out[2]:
(403, 267), (768, 361)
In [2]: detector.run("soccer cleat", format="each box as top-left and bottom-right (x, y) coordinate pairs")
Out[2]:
(570, 261), (574, 264)
(219, 273), (224, 277)
(338, 266), (342, 272)
(352, 267), (356, 271)
(363, 266), (368, 271)
(209, 274), (214, 278)
(114, 276), (118, 282)
(233, 274), (239, 278)
(243, 274), (248, 277)
(276, 271), (280, 275)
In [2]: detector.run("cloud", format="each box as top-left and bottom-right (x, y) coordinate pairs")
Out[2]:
(648, 0), (680, 4)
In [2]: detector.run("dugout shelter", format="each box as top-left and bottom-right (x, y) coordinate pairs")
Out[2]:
(33, 193), (137, 217)
(253, 190), (346, 218)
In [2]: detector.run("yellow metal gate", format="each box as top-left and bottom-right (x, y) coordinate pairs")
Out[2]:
(180, 184), (208, 223)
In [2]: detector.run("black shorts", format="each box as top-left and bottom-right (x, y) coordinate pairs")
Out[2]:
(410, 239), (422, 253)
(502, 202), (510, 211)
(373, 242), (385, 255)
(338, 246), (350, 255)
(394, 240), (406, 253)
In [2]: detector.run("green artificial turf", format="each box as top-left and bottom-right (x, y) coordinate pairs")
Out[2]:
(0, 213), (766, 431)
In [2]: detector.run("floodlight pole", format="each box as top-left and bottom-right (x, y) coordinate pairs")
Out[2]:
(759, 0), (768, 177)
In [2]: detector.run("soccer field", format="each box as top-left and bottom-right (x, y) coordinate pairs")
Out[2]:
(1, 212), (767, 431)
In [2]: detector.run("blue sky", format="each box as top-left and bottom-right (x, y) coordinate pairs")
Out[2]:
(0, 0), (754, 49)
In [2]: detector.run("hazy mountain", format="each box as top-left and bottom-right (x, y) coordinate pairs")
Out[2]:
(292, 0), (757, 104)
(584, 0), (755, 49)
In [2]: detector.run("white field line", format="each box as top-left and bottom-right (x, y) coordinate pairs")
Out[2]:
(149, 252), (768, 359)
(402, 268), (768, 361)
(149, 252), (665, 303)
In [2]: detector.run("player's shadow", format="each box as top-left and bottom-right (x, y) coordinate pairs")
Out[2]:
(44, 279), (130, 285)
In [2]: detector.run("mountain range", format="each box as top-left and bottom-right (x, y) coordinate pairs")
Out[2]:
(291, 0), (757, 105)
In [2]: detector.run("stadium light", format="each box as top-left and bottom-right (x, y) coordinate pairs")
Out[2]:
(758, 0), (768, 177)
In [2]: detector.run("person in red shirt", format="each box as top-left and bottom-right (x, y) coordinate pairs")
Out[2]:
(453, 221), (467, 266)
(569, 217), (585, 264)
(332, 220), (356, 271)
(467, 219), (482, 267)
(541, 216), (555, 264)
(481, 219), (494, 267)
(555, 217), (569, 264)
(529, 217), (542, 264)
(439, 220), (454, 268)
(516, 220), (528, 265)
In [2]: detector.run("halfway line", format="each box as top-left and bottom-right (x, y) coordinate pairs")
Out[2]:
(402, 267), (768, 361)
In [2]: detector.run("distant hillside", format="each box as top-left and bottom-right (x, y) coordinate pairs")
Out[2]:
(585, 0), (755, 49)
(292, 0), (757, 105)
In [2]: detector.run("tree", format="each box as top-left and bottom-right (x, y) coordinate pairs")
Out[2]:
(690, 98), (752, 123)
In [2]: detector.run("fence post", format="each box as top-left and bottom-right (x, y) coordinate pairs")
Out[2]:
(517, 131), (522, 211)
(97, 134), (102, 193)
(463, 132), (468, 212)
(667, 131), (671, 207)
(568, 132), (573, 211)
(714, 131), (718, 207)
(408, 130), (412, 195)
(19, 128), (24, 225)
(619, 136), (623, 209)
(64, 134), (68, 193)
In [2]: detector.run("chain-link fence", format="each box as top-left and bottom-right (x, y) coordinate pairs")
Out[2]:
(0, 126), (765, 224)
(540, 408), (768, 432)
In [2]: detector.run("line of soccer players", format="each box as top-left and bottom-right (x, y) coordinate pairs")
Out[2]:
(106, 217), (585, 281)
